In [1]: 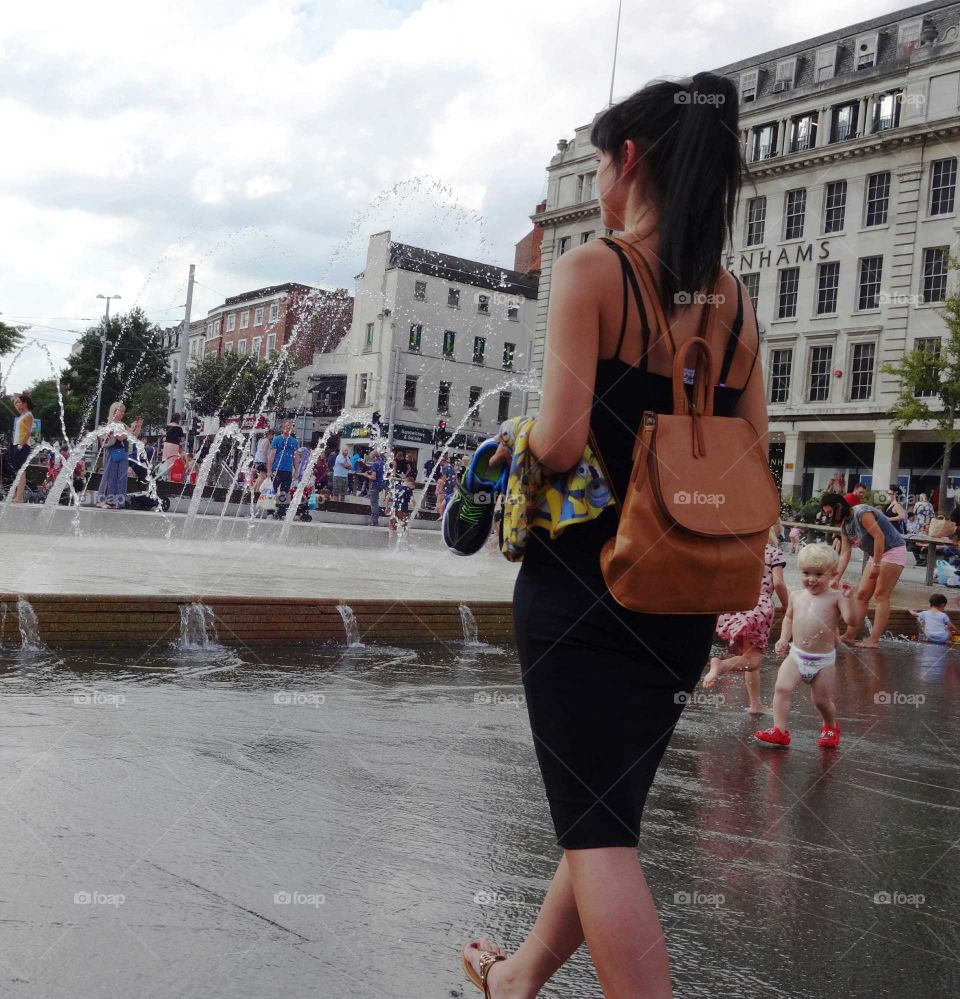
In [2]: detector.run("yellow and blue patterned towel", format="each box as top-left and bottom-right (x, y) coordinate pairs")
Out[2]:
(498, 416), (615, 562)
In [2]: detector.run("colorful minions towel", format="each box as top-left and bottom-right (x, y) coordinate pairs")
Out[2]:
(498, 417), (614, 562)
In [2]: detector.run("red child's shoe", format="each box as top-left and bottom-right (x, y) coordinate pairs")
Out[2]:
(818, 723), (841, 748)
(755, 726), (791, 747)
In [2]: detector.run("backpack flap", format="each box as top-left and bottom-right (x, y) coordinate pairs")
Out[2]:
(651, 414), (780, 537)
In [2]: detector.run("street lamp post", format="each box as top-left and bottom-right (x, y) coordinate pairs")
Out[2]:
(94, 294), (121, 429)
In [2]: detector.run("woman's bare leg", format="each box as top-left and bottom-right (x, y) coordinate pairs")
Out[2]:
(464, 854), (584, 998)
(857, 562), (905, 647)
(565, 847), (673, 999)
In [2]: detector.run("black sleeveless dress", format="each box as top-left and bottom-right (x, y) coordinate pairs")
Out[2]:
(512, 239), (757, 849)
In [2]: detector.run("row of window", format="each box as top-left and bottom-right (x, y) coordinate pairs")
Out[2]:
(353, 373), (513, 424)
(411, 280), (522, 320)
(363, 322), (517, 368)
(557, 230), (598, 256)
(760, 247), (949, 320)
(206, 301), (281, 339)
(768, 336), (940, 405)
(222, 333), (277, 358)
(744, 158), (958, 248)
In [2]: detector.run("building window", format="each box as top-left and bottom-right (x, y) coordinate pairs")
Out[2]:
(468, 386), (482, 423)
(865, 172), (890, 226)
(477, 294), (490, 315)
(237, 339), (247, 355)
(741, 272), (760, 311)
(226, 313), (236, 332)
(808, 345), (833, 402)
(790, 113), (817, 152)
(254, 307), (264, 326)
(403, 375), (418, 409)
(473, 336), (486, 365)
(497, 391), (511, 423)
(442, 329), (456, 358)
(266, 332), (276, 355)
(503, 342), (516, 369)
(745, 197), (766, 246)
(408, 324), (422, 353)
(357, 373), (369, 407)
(224, 341), (234, 353)
(214, 320), (221, 335)
(447, 287), (460, 309)
(364, 322), (374, 352)
(506, 305), (519, 321)
(437, 381), (451, 414)
(815, 45), (837, 82)
(557, 236), (572, 256)
(824, 180), (847, 233)
(740, 69), (758, 103)
(914, 337), (942, 397)
(816, 262), (840, 315)
(269, 302), (280, 322)
(752, 123), (777, 162)
(922, 247), (949, 303)
(856, 32), (879, 69)
(576, 172), (597, 202)
(872, 90), (902, 133)
(414, 280), (427, 300)
(831, 101), (858, 143)
(769, 348), (793, 404)
(776, 267), (800, 319)
(930, 158), (957, 215)
(206, 323), (213, 337)
(784, 189), (806, 240)
(850, 342), (876, 400)
(252, 336), (262, 358)
(580, 231), (595, 245)
(857, 256), (883, 310)
(240, 310), (249, 330)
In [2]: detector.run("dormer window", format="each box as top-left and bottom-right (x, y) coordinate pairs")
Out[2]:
(898, 19), (922, 52)
(856, 32), (879, 69)
(815, 45), (838, 82)
(740, 69), (759, 103)
(774, 59), (797, 93)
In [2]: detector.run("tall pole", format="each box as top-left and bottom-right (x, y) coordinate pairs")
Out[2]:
(95, 293), (121, 429)
(608, 0), (623, 107)
(174, 264), (195, 417)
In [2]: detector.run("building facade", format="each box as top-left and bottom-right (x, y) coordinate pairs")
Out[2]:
(530, 0), (960, 502)
(161, 318), (206, 419)
(303, 231), (538, 467)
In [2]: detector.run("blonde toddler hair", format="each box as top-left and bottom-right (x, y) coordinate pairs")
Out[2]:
(797, 542), (839, 573)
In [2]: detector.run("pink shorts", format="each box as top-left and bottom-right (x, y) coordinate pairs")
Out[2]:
(880, 546), (909, 567)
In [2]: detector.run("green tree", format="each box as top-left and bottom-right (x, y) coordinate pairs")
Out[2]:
(882, 256), (960, 514)
(0, 316), (26, 356)
(186, 351), (295, 419)
(60, 306), (169, 433)
(25, 379), (66, 442)
(129, 380), (170, 435)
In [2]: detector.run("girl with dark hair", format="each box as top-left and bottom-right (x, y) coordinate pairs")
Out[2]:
(8, 392), (34, 503)
(462, 73), (768, 998)
(819, 491), (906, 648)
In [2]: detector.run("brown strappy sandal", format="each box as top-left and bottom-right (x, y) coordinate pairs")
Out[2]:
(462, 941), (506, 997)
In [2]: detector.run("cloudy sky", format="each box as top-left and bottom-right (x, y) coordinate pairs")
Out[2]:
(2, 0), (906, 389)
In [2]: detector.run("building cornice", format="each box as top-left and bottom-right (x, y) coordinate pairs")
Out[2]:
(532, 201), (601, 229)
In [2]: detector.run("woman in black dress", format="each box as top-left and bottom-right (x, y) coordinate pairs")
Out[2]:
(462, 73), (767, 998)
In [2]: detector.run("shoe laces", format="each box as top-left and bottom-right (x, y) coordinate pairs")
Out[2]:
(455, 485), (487, 525)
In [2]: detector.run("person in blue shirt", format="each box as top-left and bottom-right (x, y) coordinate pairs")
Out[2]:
(267, 420), (301, 515)
(361, 449), (386, 526)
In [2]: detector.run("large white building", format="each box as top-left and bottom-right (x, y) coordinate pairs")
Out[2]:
(304, 231), (538, 469)
(531, 0), (960, 503)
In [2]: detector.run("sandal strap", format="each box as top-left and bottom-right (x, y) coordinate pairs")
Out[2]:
(478, 951), (506, 997)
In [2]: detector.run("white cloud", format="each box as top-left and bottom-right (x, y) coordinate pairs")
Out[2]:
(2, 0), (905, 392)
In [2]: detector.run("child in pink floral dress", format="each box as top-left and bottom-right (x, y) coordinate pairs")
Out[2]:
(703, 526), (789, 713)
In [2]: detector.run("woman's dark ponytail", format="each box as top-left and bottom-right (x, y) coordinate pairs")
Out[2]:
(591, 71), (744, 317)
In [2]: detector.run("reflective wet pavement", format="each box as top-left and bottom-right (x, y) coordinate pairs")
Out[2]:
(0, 639), (957, 997)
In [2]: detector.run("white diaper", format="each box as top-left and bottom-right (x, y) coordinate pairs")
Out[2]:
(789, 644), (836, 684)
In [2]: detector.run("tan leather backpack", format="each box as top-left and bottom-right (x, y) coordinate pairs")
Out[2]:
(596, 242), (780, 614)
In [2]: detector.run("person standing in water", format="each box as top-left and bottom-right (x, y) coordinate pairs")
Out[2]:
(461, 72), (766, 998)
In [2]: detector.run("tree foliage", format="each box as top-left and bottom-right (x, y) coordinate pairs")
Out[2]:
(882, 255), (960, 513)
(59, 306), (169, 435)
(186, 350), (295, 419)
(0, 316), (25, 356)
